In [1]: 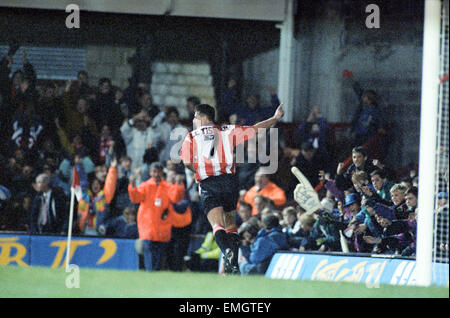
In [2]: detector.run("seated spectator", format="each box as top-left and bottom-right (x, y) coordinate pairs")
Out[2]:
(185, 231), (220, 272)
(99, 206), (138, 238)
(297, 211), (343, 252)
(243, 167), (287, 216)
(253, 195), (275, 217)
(405, 186), (418, 219)
(342, 193), (361, 224)
(239, 214), (289, 275)
(120, 108), (163, 172)
(237, 201), (253, 228)
(281, 207), (300, 235)
(29, 173), (68, 235)
(363, 202), (416, 255)
(281, 206), (303, 248)
(335, 146), (378, 192)
(389, 184), (409, 219)
(74, 155), (117, 236)
(296, 105), (330, 155)
(370, 169), (395, 205)
(296, 213), (317, 251)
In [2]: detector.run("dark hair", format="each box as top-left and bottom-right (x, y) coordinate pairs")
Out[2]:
(143, 147), (159, 165)
(352, 146), (367, 157)
(166, 106), (179, 117)
(262, 214), (279, 230)
(301, 141), (315, 151)
(370, 169), (387, 179)
(239, 201), (252, 211)
(362, 90), (378, 105)
(77, 70), (88, 78)
(149, 162), (164, 171)
(242, 223), (259, 238)
(99, 77), (111, 86)
(187, 96), (201, 106)
(405, 186), (418, 198)
(195, 104), (215, 121)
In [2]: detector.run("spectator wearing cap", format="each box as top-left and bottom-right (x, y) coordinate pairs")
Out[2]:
(239, 214), (289, 275)
(243, 167), (287, 216)
(343, 193), (361, 223)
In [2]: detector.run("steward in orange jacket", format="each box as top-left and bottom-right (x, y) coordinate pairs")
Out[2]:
(128, 164), (186, 242)
(243, 169), (286, 216)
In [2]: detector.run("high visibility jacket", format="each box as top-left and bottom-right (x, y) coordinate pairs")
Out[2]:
(128, 178), (185, 242)
(243, 181), (287, 216)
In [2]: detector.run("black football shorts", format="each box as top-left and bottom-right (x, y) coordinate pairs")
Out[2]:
(199, 173), (239, 214)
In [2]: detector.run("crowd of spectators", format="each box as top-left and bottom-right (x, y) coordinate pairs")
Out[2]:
(0, 45), (448, 275)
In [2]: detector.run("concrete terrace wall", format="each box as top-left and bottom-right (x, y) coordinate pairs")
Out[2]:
(241, 0), (424, 167)
(85, 45), (135, 90)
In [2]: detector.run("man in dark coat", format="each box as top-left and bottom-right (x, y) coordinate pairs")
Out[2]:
(30, 173), (69, 234)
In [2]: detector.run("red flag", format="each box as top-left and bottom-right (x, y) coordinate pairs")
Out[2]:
(71, 166), (82, 201)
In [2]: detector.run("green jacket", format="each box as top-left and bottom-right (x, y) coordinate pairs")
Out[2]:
(377, 180), (395, 203)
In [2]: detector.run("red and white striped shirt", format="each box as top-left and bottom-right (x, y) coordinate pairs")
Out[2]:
(180, 124), (255, 182)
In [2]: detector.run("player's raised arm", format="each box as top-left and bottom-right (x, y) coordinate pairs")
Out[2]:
(253, 103), (284, 133)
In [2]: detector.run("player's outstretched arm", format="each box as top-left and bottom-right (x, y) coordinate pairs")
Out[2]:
(253, 103), (284, 133)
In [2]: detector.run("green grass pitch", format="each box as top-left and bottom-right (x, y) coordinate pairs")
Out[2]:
(0, 265), (448, 298)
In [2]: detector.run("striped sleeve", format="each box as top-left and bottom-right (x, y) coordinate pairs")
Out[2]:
(180, 132), (194, 163)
